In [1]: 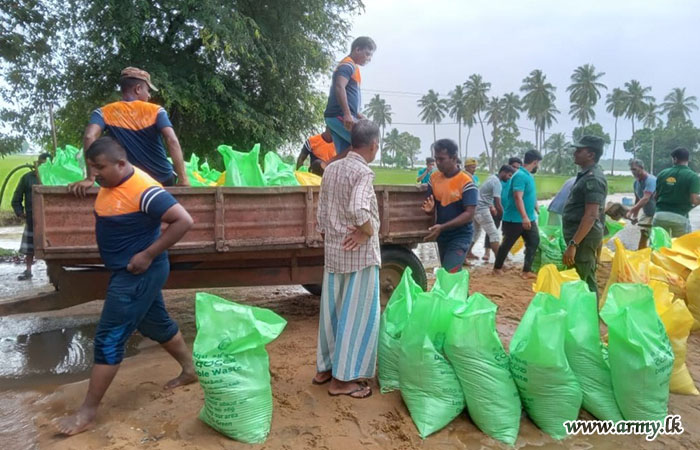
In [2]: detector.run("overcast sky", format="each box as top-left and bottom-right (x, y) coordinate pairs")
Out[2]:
(326, 0), (700, 162)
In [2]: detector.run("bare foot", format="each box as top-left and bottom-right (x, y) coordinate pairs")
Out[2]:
(164, 369), (197, 390)
(521, 271), (537, 280)
(328, 379), (372, 399)
(481, 254), (490, 261)
(493, 268), (504, 276)
(312, 370), (332, 385)
(466, 253), (478, 260)
(54, 406), (97, 436)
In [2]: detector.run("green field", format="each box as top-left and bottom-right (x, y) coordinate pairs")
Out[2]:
(0, 155), (35, 212)
(372, 167), (634, 200)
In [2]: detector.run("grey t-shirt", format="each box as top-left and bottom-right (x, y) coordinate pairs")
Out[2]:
(477, 174), (502, 210)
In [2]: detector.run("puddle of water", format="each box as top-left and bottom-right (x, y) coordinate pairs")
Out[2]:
(0, 315), (145, 390)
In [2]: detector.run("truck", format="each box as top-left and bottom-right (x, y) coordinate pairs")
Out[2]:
(0, 185), (431, 315)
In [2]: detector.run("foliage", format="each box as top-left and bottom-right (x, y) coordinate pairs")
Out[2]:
(364, 94), (393, 165)
(464, 74), (492, 162)
(417, 89), (448, 147)
(484, 93), (521, 171)
(1, 0), (364, 160)
(572, 123), (611, 145)
(447, 84), (472, 159)
(541, 133), (575, 175)
(661, 87), (698, 126)
(382, 128), (421, 168)
(625, 123), (700, 174)
(520, 69), (559, 152)
(567, 64), (607, 126)
(622, 80), (654, 157)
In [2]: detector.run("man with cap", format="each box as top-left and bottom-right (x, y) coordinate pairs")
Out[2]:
(562, 135), (608, 296)
(464, 157), (479, 186)
(70, 67), (189, 197)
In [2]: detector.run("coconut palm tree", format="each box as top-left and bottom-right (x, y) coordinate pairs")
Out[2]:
(447, 85), (469, 159)
(661, 87), (698, 126)
(364, 94), (393, 166)
(520, 69), (558, 152)
(485, 96), (505, 171)
(643, 102), (662, 173)
(567, 64), (607, 126)
(542, 133), (573, 175)
(464, 74), (492, 162)
(501, 92), (522, 132)
(622, 80), (653, 158)
(606, 88), (626, 175)
(417, 89), (448, 154)
(382, 128), (402, 166)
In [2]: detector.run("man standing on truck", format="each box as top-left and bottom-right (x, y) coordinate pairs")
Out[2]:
(324, 37), (376, 156)
(12, 152), (51, 280)
(69, 67), (189, 197)
(421, 139), (478, 273)
(313, 120), (381, 399)
(55, 137), (196, 436)
(295, 128), (337, 176)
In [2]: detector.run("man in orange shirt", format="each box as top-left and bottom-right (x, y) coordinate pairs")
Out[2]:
(296, 128), (337, 175)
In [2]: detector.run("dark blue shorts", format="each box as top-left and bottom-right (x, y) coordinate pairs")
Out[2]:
(94, 258), (178, 365)
(437, 230), (473, 273)
(324, 117), (352, 155)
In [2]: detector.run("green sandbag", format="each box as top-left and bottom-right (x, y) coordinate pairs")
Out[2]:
(537, 204), (549, 227)
(218, 144), (267, 187)
(604, 219), (624, 240)
(185, 153), (214, 187)
(378, 267), (423, 393)
(509, 292), (582, 440)
(193, 292), (287, 443)
(533, 225), (567, 272)
(263, 151), (300, 186)
(444, 293), (521, 445)
(399, 291), (465, 438)
(649, 226), (672, 251)
(560, 281), (623, 421)
(431, 267), (469, 300)
(199, 161), (222, 183)
(38, 145), (85, 186)
(599, 283), (674, 421)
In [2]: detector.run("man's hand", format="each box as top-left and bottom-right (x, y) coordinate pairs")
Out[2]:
(422, 195), (435, 214)
(357, 112), (367, 120)
(176, 177), (190, 187)
(563, 244), (577, 267)
(342, 113), (355, 131)
(68, 179), (95, 198)
(342, 226), (369, 251)
(522, 217), (532, 231)
(424, 224), (443, 242)
(490, 205), (497, 217)
(127, 250), (154, 274)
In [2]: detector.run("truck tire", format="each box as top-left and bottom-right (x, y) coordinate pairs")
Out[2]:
(302, 246), (427, 306)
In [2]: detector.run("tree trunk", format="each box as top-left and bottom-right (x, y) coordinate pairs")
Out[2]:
(432, 123), (436, 156)
(465, 126), (472, 158)
(631, 118), (636, 159)
(611, 117), (618, 176)
(380, 126), (385, 167)
(457, 119), (462, 160)
(477, 111), (490, 165)
(48, 102), (58, 154)
(651, 134), (656, 174)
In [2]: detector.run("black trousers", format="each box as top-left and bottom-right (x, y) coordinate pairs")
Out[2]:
(494, 221), (540, 272)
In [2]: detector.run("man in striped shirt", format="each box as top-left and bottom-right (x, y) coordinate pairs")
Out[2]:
(313, 120), (381, 399)
(422, 139), (478, 273)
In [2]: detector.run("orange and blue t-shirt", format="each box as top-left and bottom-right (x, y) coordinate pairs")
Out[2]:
(324, 56), (362, 118)
(303, 134), (337, 163)
(94, 167), (178, 270)
(427, 170), (478, 237)
(90, 100), (174, 183)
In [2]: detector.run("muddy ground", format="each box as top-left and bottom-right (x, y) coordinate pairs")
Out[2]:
(4, 263), (699, 450)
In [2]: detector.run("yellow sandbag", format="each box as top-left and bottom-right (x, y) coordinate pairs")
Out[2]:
(295, 171), (322, 186)
(532, 264), (580, 298)
(192, 171), (218, 187)
(510, 237), (524, 255)
(669, 230), (700, 260)
(687, 268), (700, 332)
(650, 262), (687, 300)
(658, 298), (699, 395)
(660, 247), (700, 272)
(600, 247), (614, 263)
(600, 239), (650, 308)
(649, 280), (674, 316)
(651, 251), (691, 280)
(216, 171), (226, 186)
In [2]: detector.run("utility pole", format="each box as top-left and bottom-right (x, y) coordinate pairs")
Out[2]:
(48, 102), (58, 154)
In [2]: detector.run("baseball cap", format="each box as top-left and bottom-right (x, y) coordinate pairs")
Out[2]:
(120, 67), (158, 91)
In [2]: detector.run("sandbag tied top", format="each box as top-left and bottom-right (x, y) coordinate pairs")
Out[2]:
(560, 281), (623, 421)
(600, 283), (674, 422)
(431, 267), (469, 301)
(444, 293), (521, 445)
(378, 267), (424, 393)
(193, 292), (287, 443)
(217, 143), (267, 187)
(509, 292), (583, 440)
(399, 290), (465, 438)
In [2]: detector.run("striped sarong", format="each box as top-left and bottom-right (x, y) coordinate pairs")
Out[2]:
(316, 265), (380, 381)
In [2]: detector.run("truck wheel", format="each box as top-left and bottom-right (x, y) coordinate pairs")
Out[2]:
(379, 246), (427, 306)
(302, 284), (323, 296)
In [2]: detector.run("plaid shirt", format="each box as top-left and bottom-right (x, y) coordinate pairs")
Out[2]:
(317, 151), (381, 273)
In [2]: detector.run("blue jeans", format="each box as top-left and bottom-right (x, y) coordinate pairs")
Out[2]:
(437, 229), (474, 273)
(94, 258), (178, 365)
(324, 117), (352, 155)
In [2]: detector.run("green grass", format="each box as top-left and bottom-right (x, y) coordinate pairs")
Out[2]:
(372, 167), (634, 200)
(0, 155), (35, 211)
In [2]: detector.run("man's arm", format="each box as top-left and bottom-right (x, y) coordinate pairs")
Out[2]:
(436, 206), (475, 231)
(11, 175), (26, 217)
(690, 176), (700, 206)
(493, 196), (503, 217)
(513, 190), (530, 229)
(563, 203), (599, 266)
(628, 191), (652, 217)
(296, 143), (311, 170)
(333, 75), (354, 130)
(161, 127), (189, 186)
(343, 171), (376, 250)
(68, 123), (103, 197)
(127, 203), (194, 274)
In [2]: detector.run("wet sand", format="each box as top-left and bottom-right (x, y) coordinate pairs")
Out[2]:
(8, 265), (700, 450)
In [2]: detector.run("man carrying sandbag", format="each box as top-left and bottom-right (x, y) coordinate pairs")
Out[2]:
(295, 127), (337, 176)
(562, 135), (608, 296)
(626, 158), (657, 248)
(652, 147), (700, 237)
(70, 67), (189, 197)
(313, 120), (381, 399)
